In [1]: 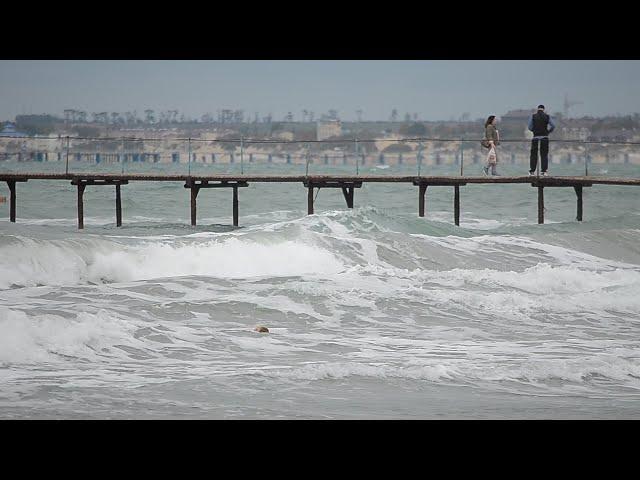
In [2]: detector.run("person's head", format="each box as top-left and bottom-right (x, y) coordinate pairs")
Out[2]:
(485, 115), (496, 127)
(537, 104), (545, 111)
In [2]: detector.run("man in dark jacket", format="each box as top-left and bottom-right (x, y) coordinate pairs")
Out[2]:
(528, 105), (556, 176)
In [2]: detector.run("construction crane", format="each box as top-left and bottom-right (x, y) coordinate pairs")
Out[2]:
(563, 93), (583, 119)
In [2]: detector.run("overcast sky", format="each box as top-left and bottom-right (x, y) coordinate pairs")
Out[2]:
(1, 60), (639, 122)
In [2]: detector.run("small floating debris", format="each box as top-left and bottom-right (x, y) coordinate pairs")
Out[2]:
(254, 326), (269, 333)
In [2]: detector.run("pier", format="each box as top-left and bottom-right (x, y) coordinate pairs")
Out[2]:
(2, 173), (639, 228)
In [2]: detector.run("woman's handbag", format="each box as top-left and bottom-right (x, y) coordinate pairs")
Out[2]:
(486, 145), (497, 165)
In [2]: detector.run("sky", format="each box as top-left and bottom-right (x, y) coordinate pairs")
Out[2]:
(0, 60), (639, 122)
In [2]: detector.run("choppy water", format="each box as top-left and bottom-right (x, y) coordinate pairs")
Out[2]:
(1, 161), (640, 418)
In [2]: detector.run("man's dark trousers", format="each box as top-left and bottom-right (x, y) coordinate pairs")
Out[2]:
(530, 138), (549, 173)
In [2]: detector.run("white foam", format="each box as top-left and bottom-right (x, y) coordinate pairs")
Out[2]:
(257, 361), (457, 381)
(0, 307), (139, 364)
(0, 235), (345, 288)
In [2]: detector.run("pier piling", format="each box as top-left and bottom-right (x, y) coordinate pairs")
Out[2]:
(574, 186), (583, 221)
(307, 184), (314, 215)
(184, 180), (247, 226)
(537, 186), (544, 224)
(0, 174), (623, 228)
(71, 179), (128, 229)
(233, 186), (239, 226)
(454, 185), (460, 226)
(7, 180), (16, 222)
(77, 183), (86, 229)
(115, 184), (122, 227)
(304, 181), (361, 215)
(341, 186), (354, 208)
(418, 184), (427, 217)
(190, 185), (200, 226)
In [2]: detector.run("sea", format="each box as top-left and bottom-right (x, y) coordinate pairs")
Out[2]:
(1, 159), (640, 419)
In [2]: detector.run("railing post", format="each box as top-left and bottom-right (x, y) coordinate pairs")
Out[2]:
(305, 143), (310, 176)
(417, 141), (423, 176)
(240, 135), (244, 174)
(121, 137), (125, 174)
(584, 140), (588, 177)
(65, 135), (70, 175)
(188, 137), (192, 176)
(536, 139), (541, 177)
(459, 138), (464, 176)
(355, 137), (359, 175)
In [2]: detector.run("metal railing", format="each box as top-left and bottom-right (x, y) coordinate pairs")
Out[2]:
(1, 134), (638, 178)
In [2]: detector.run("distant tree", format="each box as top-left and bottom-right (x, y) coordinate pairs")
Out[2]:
(15, 114), (58, 135)
(293, 130), (317, 142)
(382, 143), (412, 153)
(144, 109), (155, 124)
(220, 109), (234, 123)
(218, 133), (239, 151)
(399, 122), (427, 136)
(73, 125), (101, 137)
(97, 112), (109, 125)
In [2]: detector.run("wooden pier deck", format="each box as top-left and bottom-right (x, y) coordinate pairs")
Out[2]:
(2, 173), (640, 228)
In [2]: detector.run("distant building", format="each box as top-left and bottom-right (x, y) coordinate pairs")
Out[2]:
(594, 129), (629, 142)
(499, 109), (535, 139)
(0, 122), (27, 137)
(501, 109), (535, 123)
(561, 127), (590, 141)
(275, 131), (294, 141)
(317, 120), (342, 141)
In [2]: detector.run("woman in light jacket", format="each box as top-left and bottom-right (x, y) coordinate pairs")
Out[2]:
(483, 115), (500, 176)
